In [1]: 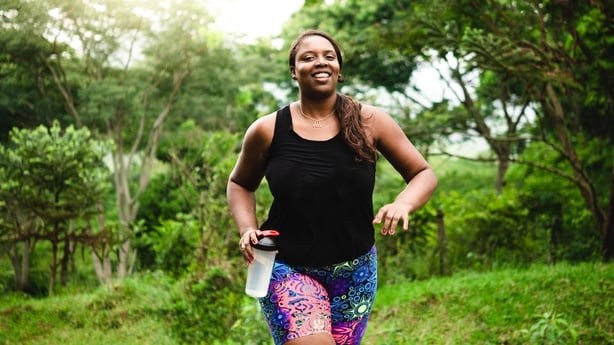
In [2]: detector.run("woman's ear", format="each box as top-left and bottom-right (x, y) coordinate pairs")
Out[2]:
(290, 67), (297, 80)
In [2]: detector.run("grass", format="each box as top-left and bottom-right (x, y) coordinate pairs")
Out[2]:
(0, 273), (179, 345)
(1, 262), (612, 345)
(365, 262), (613, 344)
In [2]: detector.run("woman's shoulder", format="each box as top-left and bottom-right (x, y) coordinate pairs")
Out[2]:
(357, 103), (403, 140)
(251, 111), (276, 129)
(358, 103), (382, 117)
(358, 103), (394, 125)
(243, 108), (284, 147)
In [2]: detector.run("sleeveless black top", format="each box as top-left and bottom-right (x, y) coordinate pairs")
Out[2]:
(260, 105), (376, 266)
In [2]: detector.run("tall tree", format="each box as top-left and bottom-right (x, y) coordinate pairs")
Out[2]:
(420, 0), (614, 259)
(412, 0), (614, 259)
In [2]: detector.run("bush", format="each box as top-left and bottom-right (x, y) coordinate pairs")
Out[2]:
(168, 267), (243, 344)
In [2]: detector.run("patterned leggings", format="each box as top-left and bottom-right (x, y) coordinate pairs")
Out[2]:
(259, 246), (378, 345)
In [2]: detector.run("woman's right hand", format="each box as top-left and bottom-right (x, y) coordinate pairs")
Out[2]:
(239, 229), (280, 264)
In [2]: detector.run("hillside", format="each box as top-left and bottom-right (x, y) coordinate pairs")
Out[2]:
(1, 262), (612, 345)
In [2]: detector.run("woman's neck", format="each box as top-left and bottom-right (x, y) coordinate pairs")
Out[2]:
(298, 94), (337, 119)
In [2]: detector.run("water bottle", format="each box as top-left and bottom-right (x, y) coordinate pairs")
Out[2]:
(245, 232), (278, 298)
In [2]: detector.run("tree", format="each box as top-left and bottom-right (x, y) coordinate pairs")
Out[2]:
(413, 0), (614, 259)
(0, 122), (112, 294)
(0, 0), (71, 141)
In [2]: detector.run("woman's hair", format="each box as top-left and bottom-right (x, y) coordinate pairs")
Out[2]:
(288, 29), (343, 70)
(288, 29), (377, 163)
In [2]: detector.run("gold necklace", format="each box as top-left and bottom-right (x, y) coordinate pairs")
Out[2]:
(298, 104), (336, 128)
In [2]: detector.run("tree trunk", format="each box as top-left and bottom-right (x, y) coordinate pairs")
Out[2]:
(90, 209), (113, 285)
(117, 239), (133, 278)
(111, 69), (189, 279)
(60, 237), (70, 286)
(549, 203), (563, 265)
(49, 239), (58, 295)
(436, 209), (448, 275)
(542, 84), (606, 248)
(4, 241), (31, 291)
(602, 165), (614, 261)
(92, 250), (113, 285)
(495, 154), (509, 194)
(19, 240), (31, 290)
(453, 64), (513, 194)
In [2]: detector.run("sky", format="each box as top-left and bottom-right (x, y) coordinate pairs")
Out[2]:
(209, 0), (304, 39)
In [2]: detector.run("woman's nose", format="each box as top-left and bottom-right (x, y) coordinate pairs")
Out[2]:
(315, 56), (328, 66)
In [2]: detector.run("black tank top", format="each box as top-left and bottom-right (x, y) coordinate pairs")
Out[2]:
(260, 105), (376, 266)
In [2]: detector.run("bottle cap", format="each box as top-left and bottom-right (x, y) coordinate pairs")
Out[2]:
(251, 230), (279, 251)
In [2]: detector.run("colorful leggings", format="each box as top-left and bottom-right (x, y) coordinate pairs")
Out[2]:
(259, 246), (377, 345)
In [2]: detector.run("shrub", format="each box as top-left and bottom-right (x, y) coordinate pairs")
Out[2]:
(168, 267), (243, 344)
(521, 311), (579, 345)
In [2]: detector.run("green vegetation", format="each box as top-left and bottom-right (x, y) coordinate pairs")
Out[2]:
(1, 262), (611, 345)
(367, 262), (613, 344)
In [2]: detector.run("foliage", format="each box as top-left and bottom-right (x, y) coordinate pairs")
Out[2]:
(373, 157), (440, 282)
(136, 128), (246, 275)
(430, 156), (497, 196)
(0, 0), (70, 141)
(0, 0), (270, 284)
(138, 215), (199, 278)
(0, 122), (112, 222)
(521, 311), (579, 345)
(225, 298), (273, 345)
(168, 268), (243, 344)
(0, 122), (112, 293)
(506, 142), (603, 261)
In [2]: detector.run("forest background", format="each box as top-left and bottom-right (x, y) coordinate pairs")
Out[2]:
(0, 0), (613, 344)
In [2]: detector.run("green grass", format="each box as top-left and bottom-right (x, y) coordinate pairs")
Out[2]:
(0, 273), (179, 345)
(1, 262), (612, 345)
(365, 262), (613, 345)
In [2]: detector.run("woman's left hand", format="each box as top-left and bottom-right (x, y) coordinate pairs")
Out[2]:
(372, 202), (414, 235)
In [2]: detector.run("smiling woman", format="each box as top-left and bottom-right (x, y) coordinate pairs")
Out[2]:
(227, 29), (438, 345)
(209, 0), (303, 39)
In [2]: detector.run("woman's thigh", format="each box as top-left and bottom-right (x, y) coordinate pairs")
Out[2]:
(260, 267), (333, 345)
(259, 246), (377, 345)
(321, 246), (378, 344)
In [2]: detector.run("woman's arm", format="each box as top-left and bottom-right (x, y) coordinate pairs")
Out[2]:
(364, 105), (438, 235)
(227, 114), (275, 262)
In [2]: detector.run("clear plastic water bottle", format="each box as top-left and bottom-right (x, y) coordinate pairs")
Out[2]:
(245, 234), (277, 298)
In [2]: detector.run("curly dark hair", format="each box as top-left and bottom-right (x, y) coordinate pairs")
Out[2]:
(288, 29), (377, 163)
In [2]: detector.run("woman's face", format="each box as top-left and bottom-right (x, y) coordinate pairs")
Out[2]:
(291, 35), (341, 97)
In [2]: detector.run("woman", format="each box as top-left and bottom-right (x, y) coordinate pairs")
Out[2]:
(227, 29), (438, 345)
